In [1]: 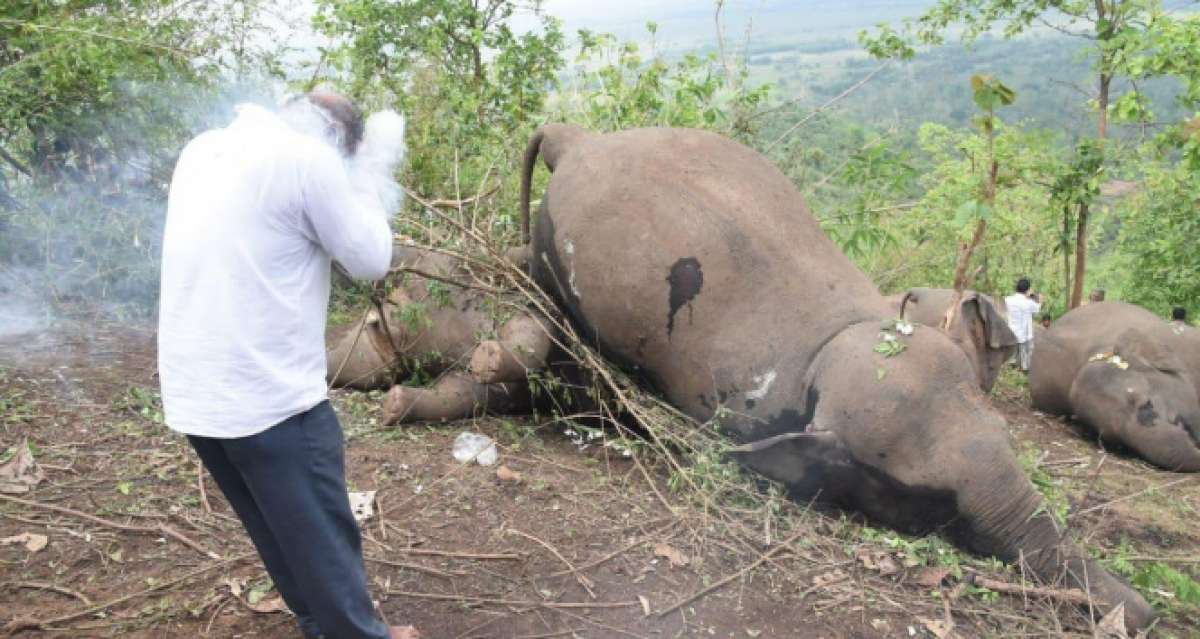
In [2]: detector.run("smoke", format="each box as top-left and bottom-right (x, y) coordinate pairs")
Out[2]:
(0, 79), (279, 338)
(350, 110), (408, 216)
(278, 99), (408, 216)
(0, 267), (49, 340)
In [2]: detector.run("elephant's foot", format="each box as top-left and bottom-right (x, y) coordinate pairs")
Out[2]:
(383, 372), (532, 425)
(469, 314), (552, 384)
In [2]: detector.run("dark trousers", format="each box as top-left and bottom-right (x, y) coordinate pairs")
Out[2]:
(188, 400), (388, 639)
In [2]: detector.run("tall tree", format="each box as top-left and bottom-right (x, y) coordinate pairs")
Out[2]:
(313, 0), (565, 198)
(862, 0), (1173, 309)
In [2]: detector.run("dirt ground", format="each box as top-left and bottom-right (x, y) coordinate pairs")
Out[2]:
(1, 318), (1198, 638)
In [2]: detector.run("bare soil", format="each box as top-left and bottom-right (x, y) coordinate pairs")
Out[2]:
(2, 320), (1197, 638)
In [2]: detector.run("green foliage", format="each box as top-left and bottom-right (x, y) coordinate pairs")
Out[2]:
(970, 74), (1015, 113)
(554, 26), (770, 140)
(114, 386), (165, 425)
(314, 0), (565, 229)
(1108, 539), (1200, 612)
(397, 302), (431, 333)
(0, 1), (282, 311)
(1017, 444), (1070, 526)
(1114, 161), (1200, 317)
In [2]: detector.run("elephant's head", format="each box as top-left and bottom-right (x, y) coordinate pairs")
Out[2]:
(753, 322), (1157, 631)
(900, 288), (1017, 392)
(1069, 328), (1200, 471)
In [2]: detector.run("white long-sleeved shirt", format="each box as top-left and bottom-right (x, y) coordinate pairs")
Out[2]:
(158, 104), (392, 438)
(1004, 293), (1042, 344)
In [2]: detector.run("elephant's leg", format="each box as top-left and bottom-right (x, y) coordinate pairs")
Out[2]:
(382, 372), (531, 425)
(469, 313), (552, 384)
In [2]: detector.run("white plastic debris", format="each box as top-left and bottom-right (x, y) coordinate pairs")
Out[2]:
(348, 491), (376, 523)
(452, 432), (499, 466)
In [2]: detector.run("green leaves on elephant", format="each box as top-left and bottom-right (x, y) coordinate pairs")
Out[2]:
(875, 318), (912, 359)
(873, 337), (907, 358)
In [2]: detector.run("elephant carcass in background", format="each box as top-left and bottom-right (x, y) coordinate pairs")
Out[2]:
(519, 124), (1154, 630)
(1031, 301), (1200, 472)
(895, 287), (1018, 392)
(325, 244), (550, 424)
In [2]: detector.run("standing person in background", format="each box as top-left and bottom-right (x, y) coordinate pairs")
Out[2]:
(1171, 307), (1190, 334)
(1005, 277), (1044, 372)
(158, 92), (418, 639)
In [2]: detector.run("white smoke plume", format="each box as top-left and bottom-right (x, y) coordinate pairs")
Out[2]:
(277, 99), (407, 217)
(349, 110), (407, 217)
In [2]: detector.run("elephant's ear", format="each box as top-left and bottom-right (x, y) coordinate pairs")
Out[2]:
(964, 293), (1019, 350)
(1115, 328), (1182, 373)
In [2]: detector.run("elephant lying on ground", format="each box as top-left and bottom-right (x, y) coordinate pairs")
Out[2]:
(326, 244), (550, 424)
(519, 124), (1153, 629)
(1031, 301), (1200, 472)
(885, 288), (1017, 392)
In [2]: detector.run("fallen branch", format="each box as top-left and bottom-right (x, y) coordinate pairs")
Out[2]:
(395, 546), (522, 561)
(969, 574), (1092, 606)
(545, 521), (676, 578)
(0, 493), (218, 559)
(385, 590), (639, 610)
(656, 530), (804, 617)
(363, 556), (464, 579)
(1076, 476), (1194, 516)
(2, 554), (252, 636)
(9, 581), (92, 606)
(509, 528), (596, 598)
(425, 184), (501, 209)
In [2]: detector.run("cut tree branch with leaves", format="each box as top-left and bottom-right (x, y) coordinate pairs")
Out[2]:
(942, 74), (1015, 330)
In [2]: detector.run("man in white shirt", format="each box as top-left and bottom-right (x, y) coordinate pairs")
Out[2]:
(1004, 277), (1044, 373)
(158, 92), (417, 639)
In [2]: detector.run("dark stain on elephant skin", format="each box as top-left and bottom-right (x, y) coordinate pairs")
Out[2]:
(1136, 400), (1159, 427)
(753, 386), (820, 440)
(666, 257), (703, 337)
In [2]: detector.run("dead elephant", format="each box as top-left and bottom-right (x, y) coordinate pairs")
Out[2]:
(326, 244), (551, 424)
(518, 124), (1153, 630)
(1031, 301), (1200, 472)
(887, 287), (1017, 392)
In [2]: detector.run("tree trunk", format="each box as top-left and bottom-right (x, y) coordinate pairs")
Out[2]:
(1062, 206), (1073, 304)
(1070, 73), (1110, 309)
(943, 157), (997, 329)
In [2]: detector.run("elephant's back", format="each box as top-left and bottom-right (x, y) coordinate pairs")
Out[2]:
(535, 127), (888, 420)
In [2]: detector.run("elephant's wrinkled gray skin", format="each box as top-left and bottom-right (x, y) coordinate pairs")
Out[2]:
(1031, 301), (1200, 472)
(888, 288), (1018, 392)
(519, 124), (1154, 631)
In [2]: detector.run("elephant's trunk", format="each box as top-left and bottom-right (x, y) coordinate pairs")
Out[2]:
(957, 463), (1154, 631)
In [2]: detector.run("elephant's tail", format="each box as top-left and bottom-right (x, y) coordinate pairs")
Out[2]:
(520, 123), (592, 245)
(898, 290), (917, 321)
